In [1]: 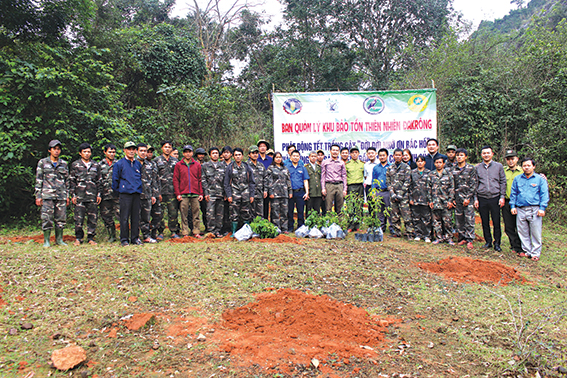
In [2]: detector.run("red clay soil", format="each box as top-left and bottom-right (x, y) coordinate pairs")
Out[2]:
(249, 234), (302, 244)
(215, 289), (398, 370)
(419, 256), (528, 285)
(6, 234), (76, 243)
(0, 287), (6, 308)
(124, 313), (155, 331)
(167, 236), (201, 244)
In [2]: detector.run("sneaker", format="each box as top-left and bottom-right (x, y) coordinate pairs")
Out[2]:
(121, 241), (129, 247)
(467, 242), (474, 250)
(432, 239), (442, 245)
(132, 239), (143, 245)
(424, 238), (431, 243)
(458, 240), (467, 246)
(87, 239), (97, 246)
(414, 237), (421, 241)
(170, 234), (180, 239)
(448, 240), (456, 246)
(156, 234), (164, 241)
(143, 237), (157, 243)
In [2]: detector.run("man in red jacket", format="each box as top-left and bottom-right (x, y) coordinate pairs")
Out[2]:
(173, 145), (204, 238)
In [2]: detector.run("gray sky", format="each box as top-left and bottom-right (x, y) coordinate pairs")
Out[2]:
(172, 0), (517, 29)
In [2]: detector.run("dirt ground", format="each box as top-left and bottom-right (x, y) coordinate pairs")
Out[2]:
(0, 228), (566, 377)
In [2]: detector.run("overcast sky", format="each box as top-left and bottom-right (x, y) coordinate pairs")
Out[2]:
(172, 0), (517, 30)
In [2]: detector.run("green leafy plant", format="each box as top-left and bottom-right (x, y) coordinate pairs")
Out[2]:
(342, 192), (364, 229)
(364, 189), (385, 232)
(250, 216), (279, 239)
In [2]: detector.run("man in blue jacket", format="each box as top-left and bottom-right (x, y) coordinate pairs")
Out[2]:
(510, 158), (549, 261)
(424, 138), (447, 171)
(112, 141), (143, 246)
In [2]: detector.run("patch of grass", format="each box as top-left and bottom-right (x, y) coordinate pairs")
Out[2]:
(0, 221), (566, 377)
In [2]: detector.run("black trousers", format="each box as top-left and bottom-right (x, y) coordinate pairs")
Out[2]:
(306, 196), (322, 217)
(502, 199), (522, 252)
(478, 196), (501, 245)
(119, 193), (141, 243)
(263, 197), (270, 219)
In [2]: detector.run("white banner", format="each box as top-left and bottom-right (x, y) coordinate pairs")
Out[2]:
(273, 89), (437, 163)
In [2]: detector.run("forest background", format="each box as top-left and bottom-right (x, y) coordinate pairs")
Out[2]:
(1, 0), (567, 223)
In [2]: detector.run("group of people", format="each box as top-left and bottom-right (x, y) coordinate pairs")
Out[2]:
(35, 137), (549, 260)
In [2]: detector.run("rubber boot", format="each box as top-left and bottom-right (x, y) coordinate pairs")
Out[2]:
(43, 230), (51, 247)
(55, 228), (67, 246)
(231, 222), (238, 237)
(107, 226), (117, 243)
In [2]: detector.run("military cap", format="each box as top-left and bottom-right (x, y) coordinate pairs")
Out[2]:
(257, 139), (270, 149)
(504, 149), (517, 158)
(147, 144), (154, 152)
(267, 149), (274, 155)
(48, 140), (62, 148)
(221, 146), (233, 154)
(195, 147), (206, 155)
(248, 145), (259, 153)
(124, 141), (137, 149)
(183, 145), (193, 152)
(446, 144), (457, 151)
(349, 145), (359, 152)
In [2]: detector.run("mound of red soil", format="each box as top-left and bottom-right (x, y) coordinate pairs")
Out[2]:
(216, 288), (398, 369)
(250, 234), (302, 244)
(206, 235), (233, 243)
(419, 256), (527, 285)
(168, 236), (201, 243)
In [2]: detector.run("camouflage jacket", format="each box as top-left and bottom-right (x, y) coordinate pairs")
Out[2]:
(224, 161), (255, 200)
(427, 168), (454, 210)
(386, 162), (411, 201)
(202, 160), (227, 198)
(266, 165), (292, 198)
(451, 163), (478, 204)
(408, 168), (431, 206)
(35, 157), (69, 200)
(138, 158), (159, 200)
(248, 159), (266, 198)
(69, 159), (102, 202)
(154, 155), (178, 196)
(147, 158), (161, 197)
(305, 163), (322, 197)
(99, 158), (117, 200)
(445, 160), (457, 171)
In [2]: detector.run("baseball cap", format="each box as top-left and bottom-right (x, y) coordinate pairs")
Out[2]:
(147, 144), (154, 152)
(48, 140), (62, 148)
(195, 147), (206, 155)
(446, 145), (457, 151)
(249, 145), (259, 153)
(266, 149), (274, 155)
(124, 141), (136, 149)
(350, 146), (359, 152)
(183, 145), (193, 152)
(505, 149), (517, 158)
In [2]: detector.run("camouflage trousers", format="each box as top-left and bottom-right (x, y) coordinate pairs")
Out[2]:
(150, 199), (162, 238)
(206, 197), (225, 235)
(432, 207), (453, 241)
(140, 198), (152, 239)
(455, 202), (475, 242)
(411, 204), (431, 239)
(99, 197), (119, 229)
(41, 199), (67, 230)
(159, 194), (179, 234)
(390, 198), (413, 237)
(229, 197), (252, 224)
(251, 195), (265, 219)
(270, 198), (288, 232)
(75, 201), (98, 241)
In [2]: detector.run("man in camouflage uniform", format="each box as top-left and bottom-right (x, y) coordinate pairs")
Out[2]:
(99, 144), (120, 242)
(428, 156), (455, 244)
(220, 146), (233, 234)
(137, 143), (158, 243)
(202, 147), (227, 237)
(35, 140), (70, 247)
(445, 145), (457, 170)
(155, 140), (180, 239)
(146, 145), (163, 240)
(451, 148), (477, 250)
(408, 155), (431, 242)
(247, 145), (267, 219)
(195, 147), (208, 230)
(69, 143), (102, 245)
(266, 153), (292, 232)
(224, 148), (255, 235)
(386, 148), (412, 238)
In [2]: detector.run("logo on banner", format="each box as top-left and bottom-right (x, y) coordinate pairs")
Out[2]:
(408, 94), (428, 112)
(363, 97), (385, 114)
(283, 98), (303, 115)
(326, 99), (339, 112)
